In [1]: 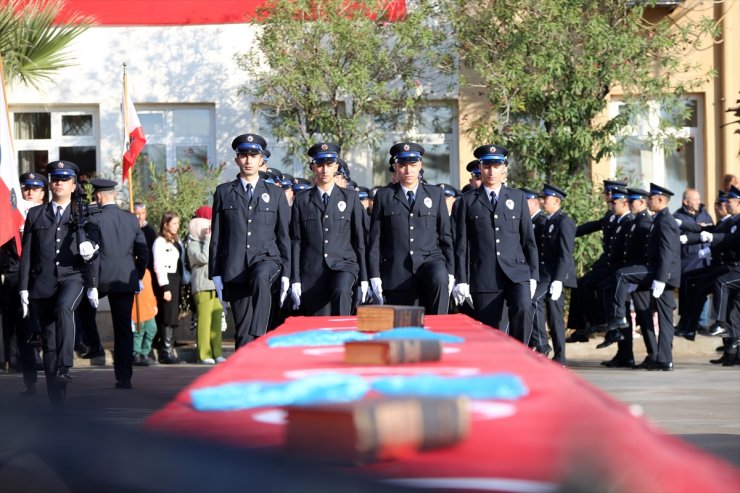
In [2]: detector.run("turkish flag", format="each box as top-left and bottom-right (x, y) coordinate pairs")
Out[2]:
(122, 91), (147, 182)
(0, 73), (26, 253)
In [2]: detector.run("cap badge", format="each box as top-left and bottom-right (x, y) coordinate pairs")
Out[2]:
(247, 135), (254, 142)
(321, 143), (328, 151)
(424, 197), (432, 209)
(506, 199), (514, 210)
(261, 193), (270, 203)
(403, 144), (410, 151)
(57, 162), (63, 168)
(337, 200), (346, 212)
(29, 173), (35, 179)
(490, 146), (496, 153)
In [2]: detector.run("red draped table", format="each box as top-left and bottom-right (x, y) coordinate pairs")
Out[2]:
(147, 314), (739, 492)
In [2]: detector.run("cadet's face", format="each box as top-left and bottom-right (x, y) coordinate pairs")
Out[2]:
(284, 188), (294, 205)
(611, 197), (629, 215)
(647, 194), (666, 213)
(480, 163), (506, 188)
(542, 195), (560, 215)
(22, 186), (45, 204)
(727, 198), (740, 215)
(311, 160), (339, 187)
(444, 196), (455, 215)
(235, 152), (263, 179)
(629, 198), (646, 214)
(395, 160), (421, 187)
(714, 201), (727, 218)
(469, 175), (481, 188)
(134, 207), (147, 227)
(50, 176), (75, 201)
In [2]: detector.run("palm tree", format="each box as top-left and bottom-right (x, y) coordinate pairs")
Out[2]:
(0, 0), (93, 88)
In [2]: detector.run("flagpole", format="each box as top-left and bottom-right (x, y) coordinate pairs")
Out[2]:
(124, 63), (142, 335)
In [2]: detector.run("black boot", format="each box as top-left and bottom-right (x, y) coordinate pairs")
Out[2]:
(159, 326), (181, 364)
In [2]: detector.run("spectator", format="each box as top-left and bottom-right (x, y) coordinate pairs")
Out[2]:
(132, 269), (158, 366)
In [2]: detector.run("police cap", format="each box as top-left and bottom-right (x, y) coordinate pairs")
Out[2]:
(473, 145), (508, 166)
(627, 187), (649, 201)
(603, 179), (628, 192)
(292, 177), (312, 192)
(727, 185), (740, 199)
(46, 160), (79, 179)
(231, 134), (267, 155)
(307, 142), (340, 164)
(389, 142), (424, 164)
(542, 184), (567, 200)
(437, 183), (459, 198)
(609, 186), (629, 200)
(20, 172), (47, 188)
(357, 186), (370, 200)
(648, 182), (674, 197)
(91, 178), (117, 192)
(519, 187), (541, 200)
(465, 159), (481, 174)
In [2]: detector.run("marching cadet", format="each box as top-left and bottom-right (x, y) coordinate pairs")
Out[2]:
(209, 134), (291, 349)
(466, 160), (482, 189)
(567, 180), (627, 342)
(289, 142), (368, 315)
(0, 172), (47, 394)
(531, 184), (576, 364)
(19, 161), (98, 411)
(522, 187), (549, 355)
(368, 142), (454, 313)
(88, 179), (149, 389)
(452, 145), (539, 343)
(600, 183), (681, 371)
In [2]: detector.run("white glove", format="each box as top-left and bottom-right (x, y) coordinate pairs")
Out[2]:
(651, 280), (666, 299)
(87, 287), (99, 308)
(529, 279), (537, 299)
(20, 290), (29, 318)
(448, 274), (455, 295)
(290, 282), (302, 310)
(700, 231), (713, 243)
(627, 283), (638, 293)
(697, 247), (711, 259)
(279, 276), (290, 306)
(679, 235), (687, 245)
(370, 277), (384, 305)
(453, 283), (470, 306)
(675, 218), (682, 227)
(356, 281), (368, 305)
(549, 280), (563, 301)
(79, 241), (99, 261)
(212, 276), (224, 303)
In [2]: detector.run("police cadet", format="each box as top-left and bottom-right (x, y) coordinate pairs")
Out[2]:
(0, 172), (47, 393)
(452, 145), (539, 343)
(567, 180), (627, 342)
(531, 184), (576, 364)
(88, 179), (149, 389)
(289, 142), (368, 316)
(600, 183), (680, 371)
(466, 160), (482, 189)
(19, 161), (98, 411)
(521, 187), (549, 355)
(209, 134), (291, 349)
(368, 142), (454, 313)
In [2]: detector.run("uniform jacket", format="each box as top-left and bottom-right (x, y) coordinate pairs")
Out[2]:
(209, 177), (290, 284)
(89, 204), (148, 294)
(674, 204), (713, 272)
(646, 207), (681, 287)
(605, 213), (634, 268)
(290, 186), (367, 291)
(368, 182), (454, 291)
(19, 202), (98, 298)
(531, 210), (548, 265)
(536, 209), (577, 288)
(576, 210), (618, 268)
(623, 210), (652, 266)
(453, 185), (539, 292)
(709, 214), (740, 269)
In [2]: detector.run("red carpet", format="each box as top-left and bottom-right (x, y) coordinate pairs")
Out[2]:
(147, 314), (740, 492)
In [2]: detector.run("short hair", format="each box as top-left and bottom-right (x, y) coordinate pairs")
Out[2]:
(134, 202), (146, 211)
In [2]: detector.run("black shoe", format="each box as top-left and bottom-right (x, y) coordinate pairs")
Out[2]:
(159, 354), (181, 365)
(20, 385), (36, 396)
(632, 357), (654, 370)
(132, 353), (150, 366)
(710, 353), (732, 365)
(601, 356), (635, 368)
(716, 345), (726, 353)
(606, 317), (630, 332)
(27, 333), (42, 348)
(115, 380), (132, 389)
(596, 330), (624, 349)
(81, 348), (105, 359)
(722, 355), (739, 367)
(675, 328), (696, 341)
(566, 331), (589, 343)
(647, 361), (673, 371)
(55, 367), (72, 384)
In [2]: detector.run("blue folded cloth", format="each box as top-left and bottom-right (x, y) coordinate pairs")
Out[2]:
(374, 327), (464, 343)
(266, 327), (464, 348)
(371, 373), (528, 400)
(190, 373), (370, 411)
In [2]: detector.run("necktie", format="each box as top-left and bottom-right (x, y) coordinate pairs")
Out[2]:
(407, 190), (415, 208)
(490, 191), (498, 210)
(245, 183), (253, 204)
(322, 193), (329, 209)
(55, 205), (63, 224)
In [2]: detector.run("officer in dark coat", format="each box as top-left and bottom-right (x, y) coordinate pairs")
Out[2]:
(0, 172), (47, 393)
(289, 142), (368, 316)
(209, 134), (291, 349)
(531, 185), (576, 364)
(87, 179), (149, 388)
(521, 187), (548, 354)
(600, 183), (681, 371)
(452, 145), (539, 343)
(19, 161), (98, 410)
(368, 142), (454, 314)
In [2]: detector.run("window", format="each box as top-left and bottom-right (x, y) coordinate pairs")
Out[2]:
(136, 106), (215, 188)
(13, 109), (97, 176)
(610, 97), (703, 200)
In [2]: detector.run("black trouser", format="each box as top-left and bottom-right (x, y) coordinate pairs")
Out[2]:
(74, 296), (102, 352)
(107, 292), (135, 384)
(713, 270), (740, 331)
(567, 262), (613, 330)
(681, 266), (728, 332)
(531, 280), (566, 363)
(226, 260), (282, 349)
(302, 270), (356, 316)
(384, 260), (449, 316)
(31, 280), (85, 408)
(472, 280), (532, 344)
(0, 279), (38, 386)
(612, 265), (674, 365)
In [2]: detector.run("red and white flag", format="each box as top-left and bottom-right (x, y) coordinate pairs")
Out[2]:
(122, 91), (146, 182)
(0, 71), (26, 252)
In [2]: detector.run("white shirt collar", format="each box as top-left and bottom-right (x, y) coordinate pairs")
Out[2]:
(400, 183), (419, 196)
(483, 184), (502, 200)
(240, 176), (259, 191)
(316, 183), (335, 198)
(52, 201), (71, 214)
